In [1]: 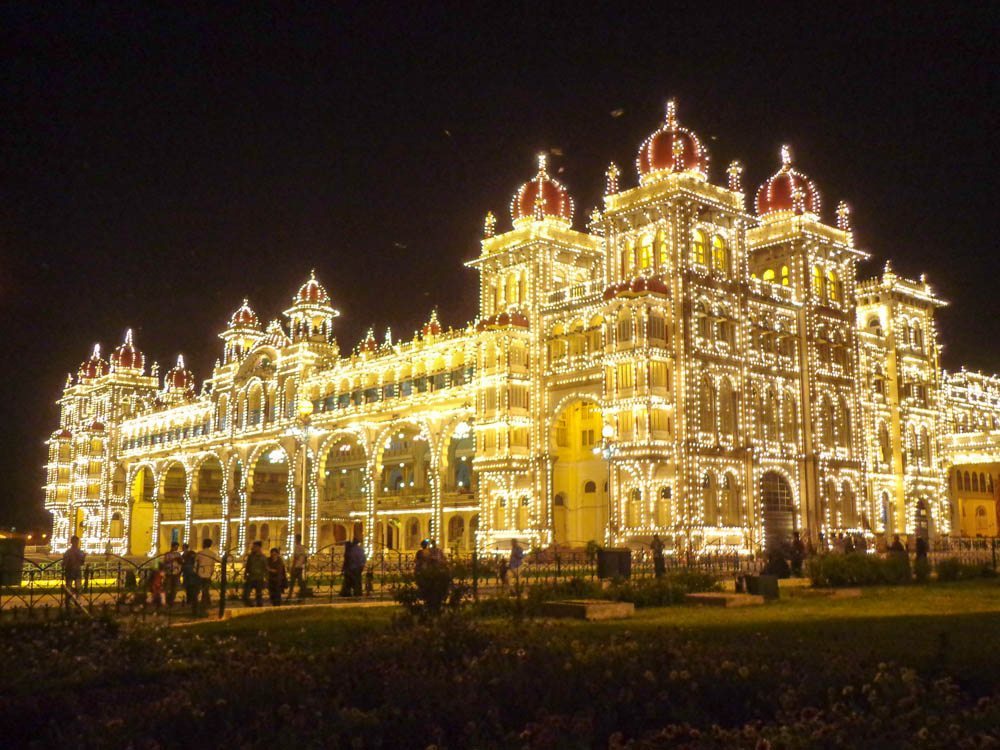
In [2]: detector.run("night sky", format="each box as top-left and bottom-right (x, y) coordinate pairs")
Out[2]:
(1, 4), (997, 529)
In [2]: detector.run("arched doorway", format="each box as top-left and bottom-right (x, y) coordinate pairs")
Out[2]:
(249, 448), (289, 540)
(128, 466), (155, 556)
(192, 456), (223, 538)
(551, 399), (606, 546)
(760, 471), (795, 551)
(158, 463), (187, 552)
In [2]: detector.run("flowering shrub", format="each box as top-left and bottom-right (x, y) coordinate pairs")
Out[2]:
(1, 610), (998, 748)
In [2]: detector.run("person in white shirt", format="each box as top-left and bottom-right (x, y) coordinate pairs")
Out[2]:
(194, 538), (219, 615)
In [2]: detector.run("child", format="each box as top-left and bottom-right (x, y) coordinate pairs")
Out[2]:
(149, 563), (164, 610)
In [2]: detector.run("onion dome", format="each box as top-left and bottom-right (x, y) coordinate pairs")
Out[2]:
(602, 275), (670, 300)
(358, 328), (377, 354)
(89, 421), (105, 432)
(110, 329), (144, 372)
(510, 154), (574, 226)
(637, 100), (709, 183)
(230, 299), (260, 329)
(476, 310), (530, 331)
(54, 429), (72, 440)
(755, 145), (821, 218)
(421, 309), (442, 338)
(295, 269), (330, 305)
(165, 354), (195, 393)
(78, 344), (109, 381)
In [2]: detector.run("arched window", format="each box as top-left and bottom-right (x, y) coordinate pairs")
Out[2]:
(879, 422), (891, 464)
(780, 265), (790, 286)
(700, 376), (717, 435)
(963, 471), (971, 491)
(692, 230), (707, 265)
(972, 472), (980, 492)
(616, 310), (633, 343)
(711, 235), (727, 272)
(638, 234), (653, 269)
(656, 229), (668, 267)
(782, 391), (798, 442)
(812, 266), (824, 297)
(837, 397), (851, 449)
(762, 268), (776, 283)
(702, 473), (718, 525)
(821, 397), (835, 446)
(694, 302), (711, 340)
(764, 389), (779, 442)
(920, 426), (931, 465)
(721, 474), (740, 526)
(912, 324), (924, 351)
(584, 480), (596, 493)
(826, 269), (840, 301)
(719, 378), (736, 438)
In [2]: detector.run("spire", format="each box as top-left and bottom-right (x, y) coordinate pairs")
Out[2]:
(536, 152), (548, 175)
(176, 354), (185, 369)
(483, 211), (496, 238)
(123, 329), (134, 346)
(605, 162), (620, 195)
(382, 327), (393, 348)
(780, 144), (792, 169)
(726, 160), (744, 193)
(92, 343), (101, 359)
(665, 98), (677, 129)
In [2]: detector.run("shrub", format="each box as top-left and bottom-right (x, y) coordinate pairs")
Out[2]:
(936, 557), (998, 582)
(807, 553), (911, 587)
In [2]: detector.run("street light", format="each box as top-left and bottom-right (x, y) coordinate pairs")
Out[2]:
(594, 424), (619, 543)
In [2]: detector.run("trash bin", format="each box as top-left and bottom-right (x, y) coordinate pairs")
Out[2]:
(746, 574), (779, 600)
(0, 539), (26, 587)
(597, 548), (632, 580)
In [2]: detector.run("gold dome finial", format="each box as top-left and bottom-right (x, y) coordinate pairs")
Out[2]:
(665, 99), (677, 129)
(781, 144), (792, 168)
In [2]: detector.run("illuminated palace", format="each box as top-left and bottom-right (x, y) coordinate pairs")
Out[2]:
(45, 101), (1000, 556)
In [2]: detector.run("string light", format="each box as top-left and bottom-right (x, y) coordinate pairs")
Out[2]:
(43, 102), (1000, 558)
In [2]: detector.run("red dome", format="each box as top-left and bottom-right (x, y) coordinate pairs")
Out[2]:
(637, 100), (709, 181)
(510, 154), (574, 224)
(55, 429), (72, 440)
(476, 310), (529, 331)
(295, 271), (330, 304)
(358, 329), (377, 353)
(603, 276), (670, 300)
(110, 329), (144, 372)
(165, 355), (194, 393)
(230, 299), (259, 328)
(78, 344), (109, 381)
(756, 145), (821, 217)
(421, 309), (442, 338)
(89, 421), (105, 432)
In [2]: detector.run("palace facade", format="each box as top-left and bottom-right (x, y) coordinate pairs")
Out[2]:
(44, 102), (1000, 556)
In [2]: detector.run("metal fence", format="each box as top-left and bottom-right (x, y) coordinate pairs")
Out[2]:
(1, 539), (995, 620)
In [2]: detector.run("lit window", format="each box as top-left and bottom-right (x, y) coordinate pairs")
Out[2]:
(711, 235), (727, 272)
(692, 230), (707, 265)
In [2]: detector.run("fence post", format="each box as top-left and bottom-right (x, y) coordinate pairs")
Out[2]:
(218, 552), (228, 619)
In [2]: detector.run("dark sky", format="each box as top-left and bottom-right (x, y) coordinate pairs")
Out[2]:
(1, 3), (997, 529)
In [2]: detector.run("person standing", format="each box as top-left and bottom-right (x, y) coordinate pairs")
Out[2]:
(340, 540), (355, 597)
(62, 535), (86, 609)
(195, 538), (218, 616)
(288, 533), (308, 599)
(790, 531), (806, 576)
(509, 539), (524, 585)
(414, 539), (432, 576)
(915, 535), (929, 563)
(650, 534), (666, 578)
(266, 547), (287, 606)
(181, 542), (199, 613)
(163, 541), (182, 608)
(242, 541), (267, 607)
(346, 538), (366, 597)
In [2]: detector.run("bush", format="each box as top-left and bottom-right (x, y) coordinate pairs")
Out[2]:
(807, 553), (911, 587)
(936, 557), (998, 582)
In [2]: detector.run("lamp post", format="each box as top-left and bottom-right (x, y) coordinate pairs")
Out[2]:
(594, 424), (618, 544)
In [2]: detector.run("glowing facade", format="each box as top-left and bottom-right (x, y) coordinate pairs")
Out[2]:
(44, 102), (1000, 555)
